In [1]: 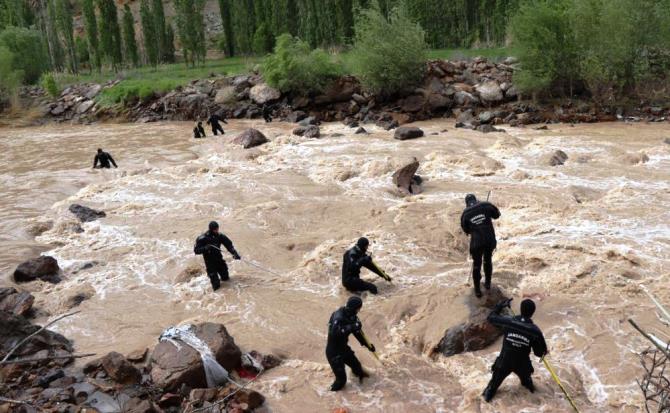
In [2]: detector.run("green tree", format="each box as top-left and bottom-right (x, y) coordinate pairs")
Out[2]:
(164, 22), (175, 62)
(262, 33), (341, 94)
(55, 0), (78, 74)
(174, 0), (206, 66)
(82, 0), (101, 71)
(122, 4), (139, 67)
(252, 22), (273, 54)
(510, 0), (578, 97)
(217, 0), (235, 56)
(350, 5), (427, 95)
(97, 0), (123, 70)
(139, 0), (158, 66)
(0, 26), (49, 83)
(0, 46), (21, 105)
(44, 0), (65, 72)
(151, 0), (170, 62)
(75, 36), (89, 70)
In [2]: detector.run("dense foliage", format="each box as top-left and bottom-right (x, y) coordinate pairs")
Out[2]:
(511, 0), (670, 102)
(262, 34), (342, 94)
(349, 5), (427, 95)
(0, 26), (48, 84)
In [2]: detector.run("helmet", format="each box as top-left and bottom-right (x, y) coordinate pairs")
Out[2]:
(346, 296), (363, 311)
(208, 221), (219, 231)
(465, 194), (477, 207)
(520, 299), (536, 318)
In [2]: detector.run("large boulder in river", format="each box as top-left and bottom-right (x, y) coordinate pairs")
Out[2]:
(249, 84), (281, 105)
(232, 129), (269, 149)
(394, 127), (424, 141)
(392, 158), (422, 195)
(149, 323), (242, 392)
(0, 288), (34, 317)
(544, 150), (569, 166)
(431, 286), (509, 357)
(13, 256), (61, 284)
(69, 204), (106, 223)
(292, 125), (320, 138)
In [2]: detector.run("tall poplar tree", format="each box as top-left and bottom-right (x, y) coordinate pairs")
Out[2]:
(122, 4), (139, 67)
(97, 0), (123, 71)
(82, 0), (101, 71)
(139, 0), (158, 66)
(55, 0), (77, 74)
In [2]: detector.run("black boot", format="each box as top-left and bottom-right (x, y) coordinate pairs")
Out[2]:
(356, 370), (370, 384)
(522, 378), (535, 393)
(484, 276), (491, 290)
(482, 385), (494, 402)
(330, 380), (346, 391)
(474, 278), (483, 298)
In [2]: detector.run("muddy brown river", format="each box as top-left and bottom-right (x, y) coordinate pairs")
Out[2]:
(0, 120), (668, 412)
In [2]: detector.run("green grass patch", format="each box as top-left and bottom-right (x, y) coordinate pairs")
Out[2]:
(96, 78), (183, 107)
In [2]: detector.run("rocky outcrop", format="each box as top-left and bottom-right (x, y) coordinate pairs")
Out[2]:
(150, 323), (242, 392)
(249, 83), (281, 105)
(394, 126), (425, 141)
(292, 125), (320, 138)
(0, 310), (73, 362)
(0, 287), (35, 316)
(232, 128), (269, 149)
(431, 286), (510, 357)
(13, 256), (61, 283)
(69, 204), (106, 223)
(392, 158), (422, 195)
(101, 352), (142, 384)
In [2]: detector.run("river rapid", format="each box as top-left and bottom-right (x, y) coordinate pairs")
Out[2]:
(0, 120), (668, 412)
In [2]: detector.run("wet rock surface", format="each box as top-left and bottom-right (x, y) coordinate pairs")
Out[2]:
(431, 286), (510, 357)
(13, 256), (61, 284)
(69, 204), (106, 223)
(232, 128), (269, 149)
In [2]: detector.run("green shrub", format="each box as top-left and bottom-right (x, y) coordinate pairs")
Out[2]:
(0, 45), (21, 104)
(0, 26), (48, 84)
(96, 79), (180, 107)
(349, 5), (427, 96)
(40, 72), (60, 98)
(262, 33), (342, 94)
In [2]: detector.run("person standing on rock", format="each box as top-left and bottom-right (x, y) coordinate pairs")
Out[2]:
(326, 296), (374, 391)
(483, 298), (547, 402)
(342, 237), (389, 295)
(207, 112), (227, 136)
(193, 121), (206, 138)
(194, 221), (241, 290)
(460, 194), (500, 298)
(93, 148), (118, 169)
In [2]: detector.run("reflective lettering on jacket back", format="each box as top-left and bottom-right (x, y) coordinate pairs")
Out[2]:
(470, 213), (486, 226)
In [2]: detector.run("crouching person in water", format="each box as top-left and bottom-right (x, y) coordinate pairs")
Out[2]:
(342, 237), (387, 295)
(194, 221), (241, 290)
(483, 298), (547, 402)
(326, 297), (374, 391)
(193, 121), (206, 138)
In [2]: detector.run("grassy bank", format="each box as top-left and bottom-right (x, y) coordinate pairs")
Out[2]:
(54, 48), (510, 108)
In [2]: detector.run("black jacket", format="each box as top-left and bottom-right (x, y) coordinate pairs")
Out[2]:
(194, 231), (238, 262)
(326, 307), (366, 356)
(341, 246), (384, 286)
(460, 201), (500, 250)
(488, 304), (547, 365)
(207, 114), (227, 127)
(93, 151), (117, 168)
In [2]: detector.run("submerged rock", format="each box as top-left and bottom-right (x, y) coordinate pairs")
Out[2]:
(394, 126), (424, 141)
(0, 287), (34, 316)
(69, 204), (106, 223)
(292, 125), (320, 138)
(431, 285), (509, 357)
(13, 256), (61, 284)
(392, 158), (423, 195)
(232, 128), (269, 149)
(544, 150), (569, 166)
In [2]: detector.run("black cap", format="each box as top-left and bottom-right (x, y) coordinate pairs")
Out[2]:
(97, 148), (102, 153)
(346, 296), (363, 311)
(465, 194), (477, 207)
(520, 299), (536, 318)
(209, 221), (219, 231)
(357, 237), (369, 249)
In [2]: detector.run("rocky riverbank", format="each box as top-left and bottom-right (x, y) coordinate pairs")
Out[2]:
(11, 57), (670, 128)
(0, 284), (278, 413)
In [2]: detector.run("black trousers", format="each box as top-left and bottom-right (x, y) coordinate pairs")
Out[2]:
(327, 348), (364, 388)
(343, 278), (378, 294)
(204, 258), (229, 290)
(211, 123), (224, 135)
(471, 245), (494, 289)
(263, 113), (272, 123)
(485, 356), (534, 398)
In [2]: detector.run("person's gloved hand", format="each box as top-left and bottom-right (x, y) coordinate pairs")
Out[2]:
(233, 252), (241, 260)
(494, 298), (513, 312)
(368, 343), (376, 352)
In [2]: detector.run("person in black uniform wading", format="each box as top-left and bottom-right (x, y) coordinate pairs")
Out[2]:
(342, 237), (388, 295)
(326, 296), (375, 391)
(460, 193), (501, 297)
(483, 298), (547, 402)
(194, 221), (241, 290)
(193, 121), (206, 138)
(93, 148), (118, 169)
(207, 112), (227, 135)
